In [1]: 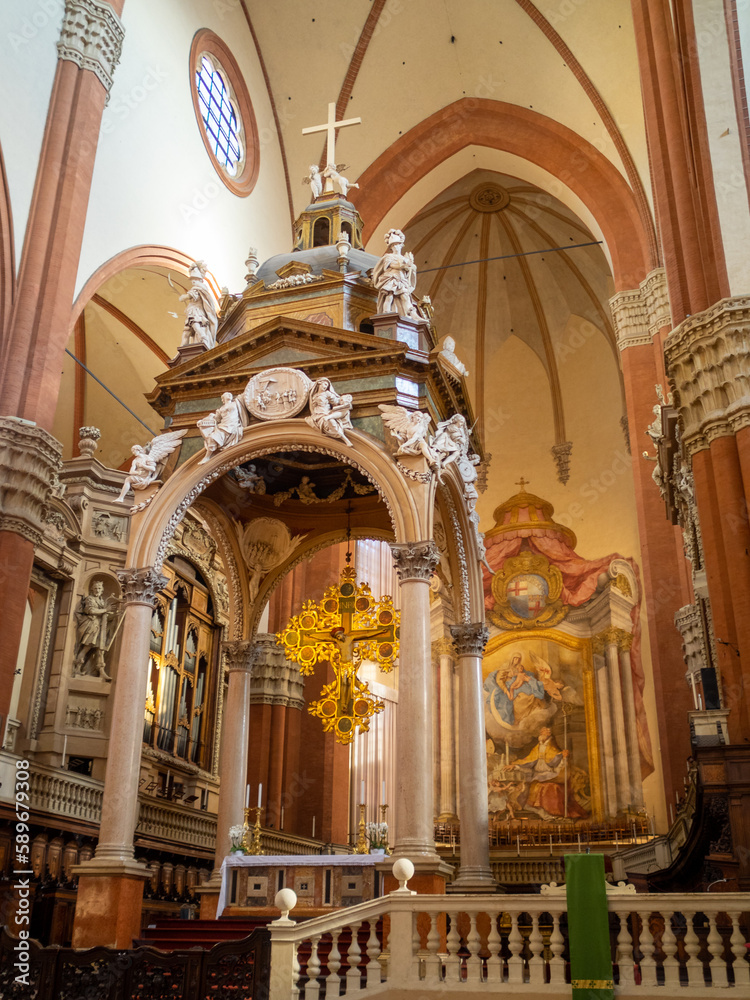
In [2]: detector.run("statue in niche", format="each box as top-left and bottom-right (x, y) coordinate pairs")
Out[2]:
(439, 335), (469, 377)
(305, 378), (354, 446)
(115, 429), (187, 503)
(322, 163), (359, 197)
(178, 260), (218, 349)
(372, 229), (419, 319)
(303, 165), (323, 200)
(198, 392), (249, 464)
(72, 580), (122, 681)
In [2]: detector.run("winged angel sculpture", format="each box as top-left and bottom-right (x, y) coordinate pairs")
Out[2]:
(378, 405), (435, 463)
(115, 429), (187, 503)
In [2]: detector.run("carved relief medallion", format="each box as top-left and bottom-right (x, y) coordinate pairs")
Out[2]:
(244, 367), (313, 420)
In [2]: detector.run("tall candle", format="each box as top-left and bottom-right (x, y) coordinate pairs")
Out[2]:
(312, 815), (316, 838)
(669, 804), (674, 824)
(360, 779), (365, 803)
(381, 780), (386, 804)
(257, 783), (262, 808)
(281, 807), (284, 830)
(615, 830), (619, 847)
(516, 835), (520, 856)
(245, 784), (250, 808)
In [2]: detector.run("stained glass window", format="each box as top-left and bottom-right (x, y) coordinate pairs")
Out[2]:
(195, 55), (243, 176)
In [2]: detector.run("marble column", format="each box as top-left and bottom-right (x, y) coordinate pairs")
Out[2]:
(449, 623), (496, 893)
(603, 633), (631, 811)
(214, 642), (254, 868)
(72, 566), (164, 948)
(594, 651), (617, 817)
(435, 639), (458, 821)
(390, 541), (443, 869)
(619, 644), (644, 808)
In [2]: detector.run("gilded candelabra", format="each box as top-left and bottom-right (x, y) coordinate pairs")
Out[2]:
(242, 806), (263, 855)
(353, 802), (368, 854)
(380, 803), (391, 855)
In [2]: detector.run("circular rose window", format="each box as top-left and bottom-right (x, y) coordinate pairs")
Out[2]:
(189, 30), (259, 197)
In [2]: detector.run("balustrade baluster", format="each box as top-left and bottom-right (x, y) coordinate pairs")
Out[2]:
(444, 911), (462, 982)
(705, 911), (728, 987)
(728, 910), (750, 987)
(366, 918), (382, 987)
(682, 910), (702, 987)
(306, 935), (322, 1000)
(660, 911), (680, 986)
(293, 945), (301, 999)
(346, 921), (362, 991)
(465, 910), (482, 982)
(328, 931), (342, 996)
(548, 911), (565, 985)
(506, 911), (524, 984)
(485, 909), (503, 984)
(638, 911), (657, 987)
(527, 909), (545, 985)
(423, 910), (443, 983)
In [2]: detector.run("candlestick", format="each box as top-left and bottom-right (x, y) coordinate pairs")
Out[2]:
(354, 802), (368, 854)
(380, 803), (390, 855)
(245, 783), (250, 809)
(257, 783), (263, 808)
(242, 805), (263, 855)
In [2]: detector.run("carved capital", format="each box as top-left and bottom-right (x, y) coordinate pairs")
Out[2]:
(0, 417), (63, 546)
(610, 268), (671, 351)
(390, 540), (439, 583)
(432, 637), (454, 658)
(222, 640), (255, 674)
(249, 635), (305, 709)
(592, 626), (633, 654)
(57, 0), (124, 93)
(116, 567), (166, 607)
(450, 623), (489, 658)
(666, 296), (750, 453)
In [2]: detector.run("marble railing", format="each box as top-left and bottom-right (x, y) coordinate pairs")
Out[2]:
(268, 876), (750, 999)
(27, 762), (103, 824)
(136, 799), (217, 850)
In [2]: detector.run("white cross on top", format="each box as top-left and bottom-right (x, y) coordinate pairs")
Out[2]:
(302, 101), (362, 169)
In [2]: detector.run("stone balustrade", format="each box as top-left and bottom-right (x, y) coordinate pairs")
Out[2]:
(269, 883), (750, 998)
(27, 762), (103, 824)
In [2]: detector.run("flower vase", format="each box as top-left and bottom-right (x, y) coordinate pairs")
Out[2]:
(369, 847), (385, 856)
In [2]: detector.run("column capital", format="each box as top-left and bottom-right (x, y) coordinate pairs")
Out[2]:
(222, 640), (255, 674)
(57, 0), (125, 94)
(390, 540), (439, 582)
(432, 637), (454, 658)
(666, 295), (750, 455)
(0, 417), (63, 546)
(116, 567), (166, 607)
(609, 267), (670, 351)
(592, 626), (633, 654)
(450, 623), (489, 657)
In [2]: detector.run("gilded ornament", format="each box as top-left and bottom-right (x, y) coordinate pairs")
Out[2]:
(488, 551), (568, 630)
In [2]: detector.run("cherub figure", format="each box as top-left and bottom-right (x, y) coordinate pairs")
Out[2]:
(115, 429), (187, 503)
(303, 164), (323, 200)
(322, 163), (359, 197)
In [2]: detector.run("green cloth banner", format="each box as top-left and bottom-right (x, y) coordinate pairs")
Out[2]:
(565, 854), (614, 1000)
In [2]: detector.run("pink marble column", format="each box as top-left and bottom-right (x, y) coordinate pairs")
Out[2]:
(72, 566), (163, 948)
(214, 641), (254, 868)
(449, 623), (496, 892)
(390, 541), (442, 865)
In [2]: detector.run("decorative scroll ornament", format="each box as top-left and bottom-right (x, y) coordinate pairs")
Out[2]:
(488, 551), (568, 631)
(276, 566), (400, 744)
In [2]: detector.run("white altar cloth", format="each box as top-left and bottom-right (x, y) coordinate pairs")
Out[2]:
(217, 853), (380, 916)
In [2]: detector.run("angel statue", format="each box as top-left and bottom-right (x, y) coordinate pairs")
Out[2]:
(372, 229), (419, 320)
(303, 164), (323, 200)
(322, 163), (359, 197)
(115, 429), (187, 503)
(431, 413), (475, 481)
(305, 378), (354, 446)
(378, 404), (435, 464)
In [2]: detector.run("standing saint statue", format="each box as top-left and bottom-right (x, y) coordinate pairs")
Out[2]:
(372, 229), (419, 319)
(179, 260), (218, 349)
(198, 392), (248, 463)
(73, 580), (120, 680)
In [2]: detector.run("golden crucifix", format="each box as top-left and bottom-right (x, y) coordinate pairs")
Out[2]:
(276, 567), (400, 744)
